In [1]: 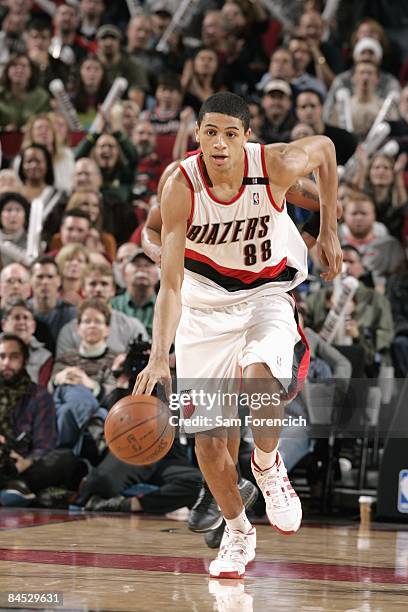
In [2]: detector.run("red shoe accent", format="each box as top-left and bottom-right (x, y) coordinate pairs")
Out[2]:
(250, 450), (276, 473)
(270, 523), (298, 536)
(209, 571), (245, 579)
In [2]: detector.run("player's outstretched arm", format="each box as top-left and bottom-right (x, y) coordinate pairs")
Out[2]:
(133, 170), (191, 397)
(266, 136), (342, 281)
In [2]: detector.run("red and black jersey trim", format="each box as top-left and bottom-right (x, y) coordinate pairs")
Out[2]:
(281, 298), (310, 402)
(185, 249), (297, 292)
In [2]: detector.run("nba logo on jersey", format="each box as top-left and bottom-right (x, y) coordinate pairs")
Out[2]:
(252, 192), (260, 205)
(397, 469), (408, 513)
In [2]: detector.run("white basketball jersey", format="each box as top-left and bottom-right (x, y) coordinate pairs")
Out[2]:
(179, 143), (308, 308)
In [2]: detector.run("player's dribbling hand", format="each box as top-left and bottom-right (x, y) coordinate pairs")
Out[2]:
(132, 359), (171, 399)
(316, 230), (343, 281)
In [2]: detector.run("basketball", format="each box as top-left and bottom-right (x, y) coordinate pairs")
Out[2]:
(104, 395), (175, 466)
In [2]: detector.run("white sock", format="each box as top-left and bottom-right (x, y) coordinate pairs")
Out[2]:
(254, 445), (277, 471)
(225, 507), (252, 534)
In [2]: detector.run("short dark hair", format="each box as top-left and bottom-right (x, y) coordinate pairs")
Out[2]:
(61, 208), (91, 226)
(77, 298), (111, 325)
(0, 333), (29, 364)
(197, 92), (250, 132)
(28, 19), (52, 35)
(0, 192), (30, 229)
(296, 88), (324, 106)
(30, 255), (59, 274)
(341, 244), (362, 258)
(2, 297), (34, 320)
(157, 72), (181, 92)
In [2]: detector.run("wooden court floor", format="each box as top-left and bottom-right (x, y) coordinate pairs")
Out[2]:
(0, 508), (407, 611)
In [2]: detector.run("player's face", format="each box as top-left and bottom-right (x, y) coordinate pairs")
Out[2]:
(196, 113), (250, 173)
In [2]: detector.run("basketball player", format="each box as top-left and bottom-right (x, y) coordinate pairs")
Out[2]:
(140, 155), (340, 549)
(134, 92), (342, 579)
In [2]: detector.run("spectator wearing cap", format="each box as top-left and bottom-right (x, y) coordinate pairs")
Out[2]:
(149, 1), (173, 46)
(323, 36), (400, 126)
(96, 24), (149, 110)
(0, 192), (29, 268)
(333, 61), (398, 140)
(349, 18), (403, 79)
(1, 297), (54, 387)
(111, 252), (158, 338)
(149, 2), (187, 75)
(260, 79), (296, 144)
(296, 89), (357, 165)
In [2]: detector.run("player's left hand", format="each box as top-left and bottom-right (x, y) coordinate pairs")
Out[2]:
(316, 229), (343, 281)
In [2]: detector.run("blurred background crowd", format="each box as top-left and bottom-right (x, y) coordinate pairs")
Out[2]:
(0, 0), (408, 524)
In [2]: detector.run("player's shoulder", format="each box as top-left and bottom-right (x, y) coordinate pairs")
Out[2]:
(263, 141), (308, 176)
(161, 167), (193, 220)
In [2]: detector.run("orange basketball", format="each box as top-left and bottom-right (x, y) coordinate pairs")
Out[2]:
(104, 395), (175, 466)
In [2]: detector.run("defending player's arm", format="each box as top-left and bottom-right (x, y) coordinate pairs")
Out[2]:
(266, 136), (342, 280)
(141, 160), (180, 265)
(141, 204), (162, 264)
(133, 171), (191, 396)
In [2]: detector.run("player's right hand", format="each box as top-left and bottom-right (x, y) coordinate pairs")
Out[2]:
(132, 360), (171, 398)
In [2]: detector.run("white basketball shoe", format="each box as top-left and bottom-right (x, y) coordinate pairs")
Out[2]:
(208, 526), (256, 579)
(251, 450), (302, 534)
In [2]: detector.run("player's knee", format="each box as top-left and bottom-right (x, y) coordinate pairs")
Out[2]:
(195, 433), (228, 463)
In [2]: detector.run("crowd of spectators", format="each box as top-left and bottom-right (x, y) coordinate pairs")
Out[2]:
(0, 0), (408, 518)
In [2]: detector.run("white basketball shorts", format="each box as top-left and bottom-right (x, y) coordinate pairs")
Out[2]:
(174, 293), (310, 433)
